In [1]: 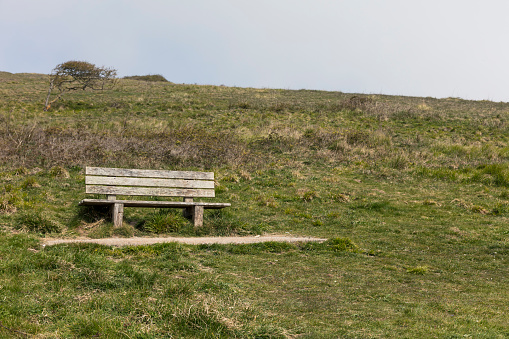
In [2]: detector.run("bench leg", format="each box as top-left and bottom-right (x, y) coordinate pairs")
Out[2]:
(112, 203), (124, 227)
(182, 197), (194, 219)
(193, 206), (204, 228)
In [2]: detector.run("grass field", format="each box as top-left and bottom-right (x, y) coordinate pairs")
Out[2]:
(0, 71), (508, 337)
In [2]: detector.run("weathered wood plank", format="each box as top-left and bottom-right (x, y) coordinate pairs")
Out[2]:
(79, 199), (231, 209)
(86, 176), (215, 189)
(86, 185), (215, 198)
(86, 167), (214, 180)
(112, 203), (124, 227)
(193, 206), (204, 228)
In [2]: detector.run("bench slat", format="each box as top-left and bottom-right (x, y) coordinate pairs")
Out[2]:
(86, 167), (214, 180)
(86, 176), (215, 189)
(86, 185), (215, 198)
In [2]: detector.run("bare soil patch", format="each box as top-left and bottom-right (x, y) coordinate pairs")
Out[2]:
(43, 235), (327, 247)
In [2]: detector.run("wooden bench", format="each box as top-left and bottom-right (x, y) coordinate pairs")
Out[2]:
(78, 167), (230, 228)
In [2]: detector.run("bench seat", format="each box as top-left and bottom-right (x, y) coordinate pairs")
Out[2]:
(79, 199), (231, 209)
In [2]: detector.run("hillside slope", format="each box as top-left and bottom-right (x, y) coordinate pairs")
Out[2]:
(0, 72), (508, 337)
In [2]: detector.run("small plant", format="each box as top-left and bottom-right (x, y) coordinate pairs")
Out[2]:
(325, 237), (359, 253)
(144, 210), (187, 234)
(13, 167), (29, 176)
(330, 192), (351, 203)
(200, 209), (243, 236)
(16, 212), (61, 233)
(222, 174), (240, 183)
(112, 224), (135, 237)
(256, 195), (279, 208)
(388, 153), (409, 170)
(49, 166), (70, 178)
(297, 189), (318, 202)
(312, 220), (324, 226)
(407, 266), (429, 275)
(0, 191), (21, 214)
(20, 176), (40, 189)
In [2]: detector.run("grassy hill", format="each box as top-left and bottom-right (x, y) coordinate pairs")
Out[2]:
(0, 72), (508, 337)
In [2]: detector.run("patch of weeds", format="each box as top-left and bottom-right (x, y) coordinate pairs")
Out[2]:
(88, 222), (114, 238)
(75, 205), (111, 224)
(222, 173), (240, 183)
(471, 163), (509, 187)
(416, 166), (459, 182)
(284, 208), (296, 215)
(215, 182), (229, 194)
(199, 209), (244, 236)
(0, 192), (21, 214)
(325, 237), (359, 253)
(143, 209), (187, 234)
(302, 237), (359, 254)
(13, 167), (29, 176)
(20, 176), (40, 189)
(351, 200), (395, 213)
(423, 199), (441, 206)
(329, 192), (351, 203)
(257, 195), (279, 208)
(499, 189), (509, 199)
(15, 211), (61, 234)
(297, 212), (312, 219)
(451, 199), (490, 215)
(248, 325), (287, 339)
(312, 219), (324, 226)
(112, 224), (135, 237)
(165, 280), (194, 298)
(407, 266), (429, 275)
(70, 316), (104, 337)
(491, 201), (509, 215)
(387, 152), (409, 170)
(48, 165), (70, 178)
(115, 261), (158, 289)
(199, 241), (297, 255)
(239, 170), (252, 181)
(173, 303), (237, 337)
(297, 188), (319, 202)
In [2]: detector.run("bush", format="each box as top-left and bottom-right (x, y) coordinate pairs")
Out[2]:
(123, 74), (169, 82)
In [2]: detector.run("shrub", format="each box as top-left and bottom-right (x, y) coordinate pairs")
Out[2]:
(123, 74), (169, 82)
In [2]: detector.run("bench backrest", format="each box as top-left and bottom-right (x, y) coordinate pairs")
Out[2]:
(85, 167), (215, 198)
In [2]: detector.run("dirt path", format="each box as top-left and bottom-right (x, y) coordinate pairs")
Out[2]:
(43, 235), (327, 247)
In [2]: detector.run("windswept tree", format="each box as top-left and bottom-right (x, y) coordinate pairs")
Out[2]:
(44, 61), (117, 111)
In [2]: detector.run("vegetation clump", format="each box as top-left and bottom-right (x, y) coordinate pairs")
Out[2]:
(44, 60), (117, 111)
(123, 74), (169, 82)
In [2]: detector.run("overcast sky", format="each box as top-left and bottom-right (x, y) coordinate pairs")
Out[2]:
(1, 0), (509, 101)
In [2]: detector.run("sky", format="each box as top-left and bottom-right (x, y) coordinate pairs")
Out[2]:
(1, 0), (509, 102)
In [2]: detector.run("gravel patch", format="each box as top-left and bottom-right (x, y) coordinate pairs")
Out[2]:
(43, 235), (327, 247)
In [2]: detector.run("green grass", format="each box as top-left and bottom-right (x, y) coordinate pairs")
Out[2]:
(0, 72), (508, 337)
